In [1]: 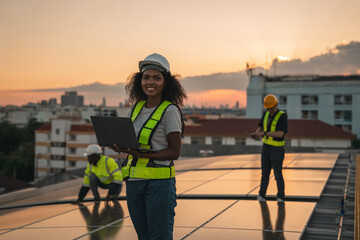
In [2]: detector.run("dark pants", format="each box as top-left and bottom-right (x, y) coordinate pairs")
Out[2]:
(126, 178), (177, 240)
(89, 173), (122, 200)
(259, 144), (285, 200)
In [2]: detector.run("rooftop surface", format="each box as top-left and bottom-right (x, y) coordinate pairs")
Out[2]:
(0, 153), (356, 239)
(37, 119), (357, 139)
(184, 119), (356, 139)
(264, 74), (360, 82)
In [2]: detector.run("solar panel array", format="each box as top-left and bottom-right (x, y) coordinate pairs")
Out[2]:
(0, 153), (339, 239)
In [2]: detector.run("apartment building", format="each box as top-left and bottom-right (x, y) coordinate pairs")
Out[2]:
(246, 75), (360, 137)
(34, 118), (124, 178)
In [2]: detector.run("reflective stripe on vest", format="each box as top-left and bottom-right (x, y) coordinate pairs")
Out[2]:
(122, 100), (176, 180)
(262, 111), (285, 147)
(100, 157), (113, 182)
(89, 156), (116, 184)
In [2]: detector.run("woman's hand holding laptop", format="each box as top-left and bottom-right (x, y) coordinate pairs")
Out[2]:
(109, 144), (142, 158)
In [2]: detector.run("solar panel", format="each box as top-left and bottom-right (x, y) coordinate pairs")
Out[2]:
(0, 153), (352, 239)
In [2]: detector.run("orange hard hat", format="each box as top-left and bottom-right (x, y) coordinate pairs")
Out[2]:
(263, 94), (278, 109)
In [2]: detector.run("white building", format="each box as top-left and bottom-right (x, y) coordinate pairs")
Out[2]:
(34, 118), (126, 178)
(8, 110), (35, 127)
(246, 75), (360, 137)
(0, 107), (36, 127)
(1, 102), (130, 126)
(182, 118), (356, 157)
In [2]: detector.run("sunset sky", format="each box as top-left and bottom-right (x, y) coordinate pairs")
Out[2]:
(1, 0), (360, 106)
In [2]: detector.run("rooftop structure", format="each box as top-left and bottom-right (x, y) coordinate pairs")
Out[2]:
(182, 118), (356, 157)
(0, 152), (357, 239)
(34, 118), (356, 179)
(246, 74), (360, 138)
(61, 91), (84, 107)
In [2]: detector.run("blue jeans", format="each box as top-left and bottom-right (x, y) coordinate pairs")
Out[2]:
(126, 178), (177, 240)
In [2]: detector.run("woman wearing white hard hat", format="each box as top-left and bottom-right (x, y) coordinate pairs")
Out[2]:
(111, 53), (187, 240)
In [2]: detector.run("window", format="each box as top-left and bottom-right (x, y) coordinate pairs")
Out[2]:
(334, 111), (342, 119)
(50, 155), (66, 160)
(334, 110), (352, 121)
(110, 110), (117, 117)
(343, 124), (352, 132)
(51, 142), (66, 147)
(69, 161), (76, 167)
(235, 137), (246, 145)
(344, 111), (352, 122)
(310, 111), (318, 119)
(212, 137), (222, 145)
(191, 136), (205, 145)
(279, 96), (287, 105)
(334, 95), (352, 105)
(69, 148), (76, 154)
(69, 134), (76, 141)
(301, 110), (318, 119)
(56, 128), (60, 135)
(301, 95), (318, 105)
(335, 124), (352, 132)
(301, 110), (309, 119)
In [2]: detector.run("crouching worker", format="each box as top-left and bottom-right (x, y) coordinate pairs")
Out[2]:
(73, 144), (123, 204)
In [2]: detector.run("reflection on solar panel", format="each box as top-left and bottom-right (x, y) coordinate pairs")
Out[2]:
(0, 153), (356, 239)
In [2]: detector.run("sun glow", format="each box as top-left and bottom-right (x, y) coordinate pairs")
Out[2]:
(277, 56), (291, 61)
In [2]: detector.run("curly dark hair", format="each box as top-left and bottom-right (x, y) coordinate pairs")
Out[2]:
(125, 72), (187, 106)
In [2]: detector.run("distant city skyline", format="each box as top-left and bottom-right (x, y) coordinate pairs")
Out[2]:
(1, 0), (359, 106)
(0, 89), (247, 109)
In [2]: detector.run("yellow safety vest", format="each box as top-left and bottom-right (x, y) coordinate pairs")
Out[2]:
(262, 110), (285, 147)
(121, 100), (177, 180)
(83, 155), (122, 187)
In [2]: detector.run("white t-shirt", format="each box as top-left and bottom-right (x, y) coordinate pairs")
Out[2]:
(129, 104), (182, 167)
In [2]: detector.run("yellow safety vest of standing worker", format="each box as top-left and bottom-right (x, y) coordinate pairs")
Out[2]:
(83, 156), (123, 187)
(262, 111), (285, 147)
(121, 100), (176, 180)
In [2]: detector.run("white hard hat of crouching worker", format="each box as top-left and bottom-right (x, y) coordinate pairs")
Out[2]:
(84, 144), (102, 156)
(139, 53), (170, 73)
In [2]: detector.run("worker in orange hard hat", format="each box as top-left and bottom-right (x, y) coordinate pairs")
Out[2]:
(263, 94), (278, 109)
(250, 94), (288, 202)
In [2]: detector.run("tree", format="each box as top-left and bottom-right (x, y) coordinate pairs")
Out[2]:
(0, 122), (23, 154)
(352, 139), (360, 149)
(0, 118), (41, 182)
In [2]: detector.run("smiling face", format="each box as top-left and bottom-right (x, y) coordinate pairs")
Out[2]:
(141, 69), (165, 99)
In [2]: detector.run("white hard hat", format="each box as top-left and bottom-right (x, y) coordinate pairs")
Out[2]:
(139, 53), (170, 72)
(84, 144), (102, 156)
